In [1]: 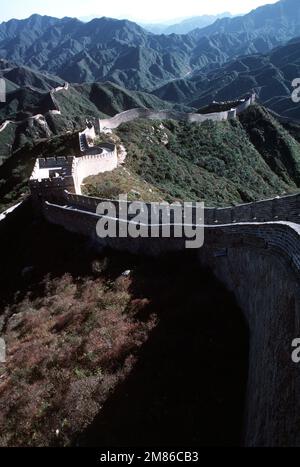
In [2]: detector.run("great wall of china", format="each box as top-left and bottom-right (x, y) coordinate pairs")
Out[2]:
(0, 85), (254, 135)
(98, 94), (255, 131)
(0, 81), (67, 135)
(22, 93), (300, 446)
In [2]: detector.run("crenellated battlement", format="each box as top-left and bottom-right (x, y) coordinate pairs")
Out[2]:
(29, 126), (118, 200)
(29, 156), (76, 201)
(58, 190), (300, 226)
(99, 94), (256, 131)
(30, 94), (257, 201)
(26, 94), (300, 447)
(37, 156), (74, 169)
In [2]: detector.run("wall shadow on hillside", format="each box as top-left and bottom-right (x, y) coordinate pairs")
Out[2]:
(78, 252), (249, 447)
(0, 205), (249, 446)
(0, 201), (105, 306)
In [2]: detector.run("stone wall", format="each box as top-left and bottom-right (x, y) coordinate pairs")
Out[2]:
(198, 223), (300, 447)
(62, 190), (300, 225)
(30, 176), (75, 200)
(30, 94), (256, 202)
(42, 198), (300, 261)
(41, 198), (300, 446)
(37, 156), (74, 170)
(74, 148), (118, 194)
(235, 93), (256, 114)
(99, 94), (255, 131)
(29, 156), (76, 201)
(30, 142), (118, 198)
(206, 193), (300, 224)
(79, 126), (96, 152)
(31, 92), (300, 446)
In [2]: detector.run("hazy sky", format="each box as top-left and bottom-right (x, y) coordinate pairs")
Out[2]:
(0, 0), (279, 23)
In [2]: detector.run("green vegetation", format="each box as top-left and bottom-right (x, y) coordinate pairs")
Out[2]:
(0, 78), (184, 173)
(0, 123), (17, 165)
(83, 166), (166, 202)
(84, 105), (300, 206)
(73, 82), (176, 117)
(0, 204), (247, 447)
(239, 105), (300, 185)
(1, 2), (300, 93)
(154, 37), (300, 120)
(0, 131), (80, 212)
(2, 1), (300, 448)
(1, 101), (300, 212)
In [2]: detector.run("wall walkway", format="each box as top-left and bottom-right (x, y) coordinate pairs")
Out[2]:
(99, 94), (256, 131)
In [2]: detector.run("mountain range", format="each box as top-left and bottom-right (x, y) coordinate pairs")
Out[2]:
(0, 64), (175, 123)
(0, 0), (299, 92)
(190, 0), (300, 41)
(153, 36), (300, 119)
(0, 0), (299, 163)
(141, 13), (233, 35)
(2, 0), (300, 450)
(0, 65), (186, 164)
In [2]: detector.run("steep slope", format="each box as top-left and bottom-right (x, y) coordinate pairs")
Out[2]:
(72, 82), (176, 116)
(2, 102), (300, 214)
(0, 15), (195, 91)
(191, 0), (300, 43)
(0, 2), (299, 91)
(0, 203), (247, 447)
(239, 104), (300, 185)
(0, 87), (57, 122)
(83, 104), (300, 206)
(153, 37), (300, 120)
(0, 79), (184, 170)
(0, 62), (64, 91)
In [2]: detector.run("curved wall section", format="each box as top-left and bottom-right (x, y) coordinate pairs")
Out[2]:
(62, 190), (300, 226)
(99, 95), (255, 131)
(41, 199), (300, 447)
(74, 150), (118, 193)
(31, 90), (300, 447)
(198, 223), (300, 447)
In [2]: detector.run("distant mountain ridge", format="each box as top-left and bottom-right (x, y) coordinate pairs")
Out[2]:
(142, 13), (233, 35)
(0, 0), (299, 91)
(190, 0), (300, 41)
(152, 36), (300, 120)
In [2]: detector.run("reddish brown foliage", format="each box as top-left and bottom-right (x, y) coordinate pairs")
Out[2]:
(0, 269), (156, 447)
